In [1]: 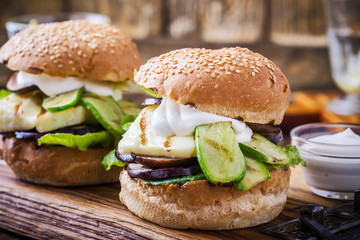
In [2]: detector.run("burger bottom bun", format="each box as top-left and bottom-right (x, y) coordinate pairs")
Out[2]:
(120, 167), (291, 230)
(0, 136), (121, 186)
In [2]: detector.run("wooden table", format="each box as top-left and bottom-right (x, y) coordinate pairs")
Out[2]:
(0, 160), (344, 239)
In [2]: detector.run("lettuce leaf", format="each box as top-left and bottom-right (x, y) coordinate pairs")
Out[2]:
(0, 89), (12, 98)
(101, 149), (127, 171)
(38, 131), (113, 151)
(282, 145), (307, 167)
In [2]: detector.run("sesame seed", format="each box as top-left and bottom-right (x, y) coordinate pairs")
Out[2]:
(235, 69), (241, 73)
(196, 74), (201, 79)
(211, 73), (216, 78)
(50, 56), (55, 60)
(68, 60), (74, 64)
(189, 68), (194, 73)
(58, 64), (63, 68)
(252, 72), (255, 76)
(205, 69), (211, 73)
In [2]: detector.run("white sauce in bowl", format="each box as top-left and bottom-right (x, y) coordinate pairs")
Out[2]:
(293, 127), (360, 198)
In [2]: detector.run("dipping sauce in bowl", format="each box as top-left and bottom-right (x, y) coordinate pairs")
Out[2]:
(290, 123), (360, 200)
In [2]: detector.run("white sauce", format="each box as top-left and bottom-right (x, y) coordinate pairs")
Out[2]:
(304, 128), (360, 157)
(151, 97), (252, 143)
(16, 71), (122, 100)
(297, 128), (360, 194)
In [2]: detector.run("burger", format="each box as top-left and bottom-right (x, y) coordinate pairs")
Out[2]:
(107, 47), (306, 229)
(0, 20), (141, 186)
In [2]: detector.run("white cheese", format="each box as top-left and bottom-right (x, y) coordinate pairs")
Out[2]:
(36, 105), (91, 133)
(118, 105), (197, 158)
(0, 92), (42, 131)
(16, 71), (123, 100)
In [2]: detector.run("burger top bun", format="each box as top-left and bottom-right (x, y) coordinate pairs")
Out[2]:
(135, 47), (290, 125)
(0, 20), (140, 82)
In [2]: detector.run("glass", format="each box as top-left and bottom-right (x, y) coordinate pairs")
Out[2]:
(5, 12), (111, 38)
(199, 0), (267, 44)
(270, 0), (327, 47)
(168, 0), (199, 39)
(291, 123), (360, 200)
(324, 0), (360, 116)
(110, 0), (162, 40)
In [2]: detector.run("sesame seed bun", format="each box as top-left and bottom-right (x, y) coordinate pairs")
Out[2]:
(0, 20), (140, 82)
(120, 167), (291, 230)
(135, 47), (290, 125)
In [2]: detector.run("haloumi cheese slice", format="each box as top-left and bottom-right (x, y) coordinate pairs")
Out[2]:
(36, 105), (91, 133)
(0, 92), (42, 131)
(118, 105), (196, 158)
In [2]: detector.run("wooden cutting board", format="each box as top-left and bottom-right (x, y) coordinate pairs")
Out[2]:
(0, 160), (344, 240)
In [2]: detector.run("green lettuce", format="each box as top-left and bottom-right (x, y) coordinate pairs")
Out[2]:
(282, 145), (307, 168)
(38, 131), (113, 151)
(0, 89), (11, 98)
(101, 149), (127, 171)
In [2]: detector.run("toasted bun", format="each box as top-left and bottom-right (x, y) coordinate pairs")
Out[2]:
(0, 135), (121, 186)
(135, 47), (290, 125)
(120, 167), (291, 230)
(0, 20), (140, 82)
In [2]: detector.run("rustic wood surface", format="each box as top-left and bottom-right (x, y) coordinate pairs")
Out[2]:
(0, 160), (344, 240)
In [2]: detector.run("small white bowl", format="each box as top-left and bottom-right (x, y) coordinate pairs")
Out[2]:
(290, 123), (360, 200)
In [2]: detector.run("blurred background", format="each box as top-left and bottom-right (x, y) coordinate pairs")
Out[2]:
(0, 0), (359, 126)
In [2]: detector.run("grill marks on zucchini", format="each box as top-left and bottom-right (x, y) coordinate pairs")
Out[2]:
(242, 133), (289, 165)
(195, 122), (246, 185)
(80, 93), (126, 139)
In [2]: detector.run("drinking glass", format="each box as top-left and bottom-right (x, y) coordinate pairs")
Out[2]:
(323, 0), (360, 116)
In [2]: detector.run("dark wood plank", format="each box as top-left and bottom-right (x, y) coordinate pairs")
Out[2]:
(0, 160), (342, 239)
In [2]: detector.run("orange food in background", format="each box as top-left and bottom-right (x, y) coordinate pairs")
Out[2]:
(280, 91), (360, 132)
